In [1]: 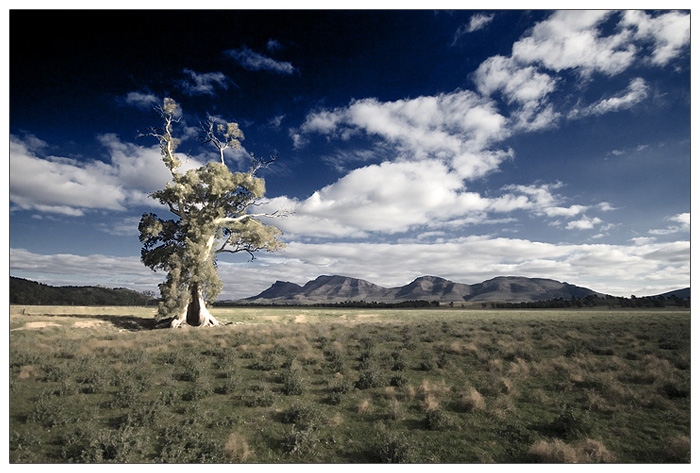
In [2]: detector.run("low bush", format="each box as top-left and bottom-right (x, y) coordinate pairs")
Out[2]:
(281, 424), (319, 457)
(424, 408), (450, 431)
(281, 403), (324, 426)
(390, 374), (408, 388)
(280, 367), (304, 396)
(242, 385), (276, 407)
(182, 384), (210, 402)
(355, 369), (380, 390)
(548, 406), (593, 440)
(375, 432), (413, 463)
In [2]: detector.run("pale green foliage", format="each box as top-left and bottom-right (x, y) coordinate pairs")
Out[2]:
(139, 99), (285, 321)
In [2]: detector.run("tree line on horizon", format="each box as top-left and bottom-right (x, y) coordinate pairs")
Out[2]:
(9, 277), (157, 307)
(489, 294), (689, 309)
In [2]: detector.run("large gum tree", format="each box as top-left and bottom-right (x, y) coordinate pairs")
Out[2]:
(139, 98), (285, 328)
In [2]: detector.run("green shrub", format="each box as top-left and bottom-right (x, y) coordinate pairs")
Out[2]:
(323, 347), (345, 372)
(182, 384), (211, 402)
(391, 350), (406, 371)
(242, 385), (276, 407)
(109, 382), (140, 408)
(660, 380), (690, 399)
(28, 392), (72, 427)
(157, 424), (225, 463)
(214, 376), (237, 395)
(424, 408), (450, 431)
(281, 403), (324, 426)
(328, 378), (353, 394)
(173, 361), (201, 382)
(325, 392), (343, 405)
(375, 432), (413, 463)
(281, 424), (319, 456)
(549, 407), (593, 440)
(79, 425), (144, 462)
(355, 369), (380, 390)
(390, 374), (408, 388)
(249, 351), (278, 371)
(280, 367), (305, 395)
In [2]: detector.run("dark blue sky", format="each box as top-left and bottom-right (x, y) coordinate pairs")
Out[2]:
(9, 10), (691, 298)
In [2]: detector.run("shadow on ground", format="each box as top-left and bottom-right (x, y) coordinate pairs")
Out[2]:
(27, 312), (161, 331)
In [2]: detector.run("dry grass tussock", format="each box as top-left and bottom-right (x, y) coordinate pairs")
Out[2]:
(388, 398), (404, 421)
(224, 432), (250, 462)
(489, 394), (515, 419)
(328, 413), (343, 427)
(356, 398), (372, 415)
(446, 340), (479, 355)
(507, 358), (531, 378)
(418, 379), (449, 399)
(456, 386), (486, 413)
(663, 435), (690, 462)
(423, 393), (440, 412)
(527, 438), (616, 463)
(400, 384), (416, 402)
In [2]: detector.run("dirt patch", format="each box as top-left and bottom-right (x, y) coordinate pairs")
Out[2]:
(12, 321), (62, 331)
(18, 365), (39, 379)
(294, 314), (307, 323)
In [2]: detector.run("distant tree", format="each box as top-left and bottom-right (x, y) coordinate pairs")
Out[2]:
(138, 98), (286, 327)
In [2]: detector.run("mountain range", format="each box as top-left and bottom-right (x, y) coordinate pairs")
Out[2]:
(242, 275), (605, 304)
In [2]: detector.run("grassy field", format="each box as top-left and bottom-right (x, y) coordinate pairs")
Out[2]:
(9, 305), (690, 463)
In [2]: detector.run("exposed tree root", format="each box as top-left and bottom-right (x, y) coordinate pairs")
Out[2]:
(169, 286), (222, 328)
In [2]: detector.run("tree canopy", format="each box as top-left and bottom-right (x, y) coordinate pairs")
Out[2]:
(138, 98), (285, 327)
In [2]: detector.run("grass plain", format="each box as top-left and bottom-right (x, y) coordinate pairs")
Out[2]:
(9, 305), (691, 463)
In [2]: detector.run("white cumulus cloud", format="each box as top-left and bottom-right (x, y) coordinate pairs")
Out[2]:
(9, 134), (206, 216)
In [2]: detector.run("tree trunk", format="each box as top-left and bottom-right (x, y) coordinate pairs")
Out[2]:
(170, 284), (221, 328)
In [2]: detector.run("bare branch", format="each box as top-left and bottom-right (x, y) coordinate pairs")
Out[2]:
(250, 152), (279, 175)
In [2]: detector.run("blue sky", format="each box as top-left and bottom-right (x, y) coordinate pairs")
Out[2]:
(8, 9), (691, 299)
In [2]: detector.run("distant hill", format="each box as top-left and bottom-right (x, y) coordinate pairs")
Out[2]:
(654, 287), (690, 300)
(10, 277), (156, 306)
(243, 274), (603, 304)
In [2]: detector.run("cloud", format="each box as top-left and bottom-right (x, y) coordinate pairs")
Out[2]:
(9, 134), (205, 216)
(474, 55), (557, 105)
(499, 182), (589, 218)
(267, 39), (281, 51)
(179, 69), (230, 96)
(95, 216), (142, 237)
(569, 78), (649, 119)
(9, 248), (162, 292)
(298, 91), (510, 180)
(565, 216), (603, 230)
(621, 10), (690, 66)
(10, 136), (130, 215)
(267, 114), (286, 129)
(123, 91), (160, 110)
(473, 11), (687, 132)
(225, 46), (296, 74)
(466, 12), (495, 33)
(452, 13), (495, 44)
(648, 212), (690, 235)
(512, 11), (637, 77)
(12, 234), (688, 299)
(320, 148), (380, 173)
(262, 171), (607, 240)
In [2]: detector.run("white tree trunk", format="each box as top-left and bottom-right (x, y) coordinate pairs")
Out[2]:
(170, 284), (221, 328)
